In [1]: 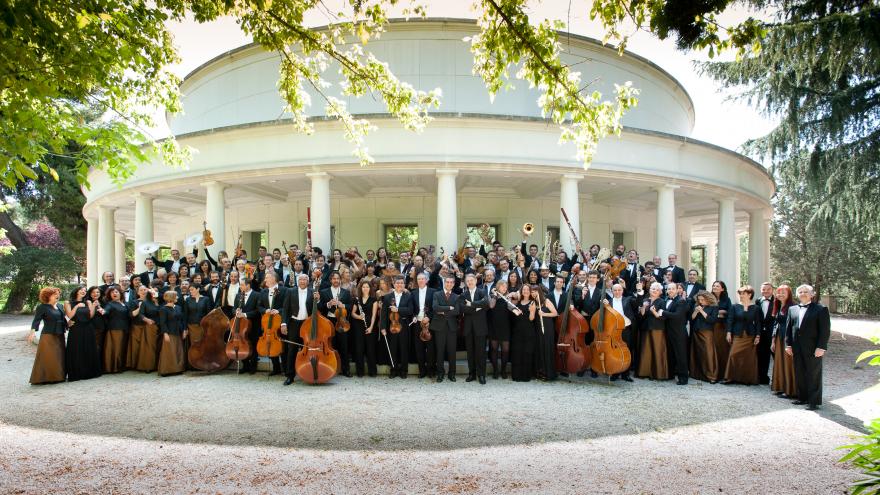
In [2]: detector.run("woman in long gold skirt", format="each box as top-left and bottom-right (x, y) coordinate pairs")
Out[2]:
(29, 288), (67, 385)
(157, 291), (186, 377)
(102, 288), (130, 373)
(635, 284), (669, 380)
(126, 322), (145, 369)
(723, 286), (761, 385)
(770, 285), (797, 398)
(131, 286), (162, 372)
(689, 291), (719, 383)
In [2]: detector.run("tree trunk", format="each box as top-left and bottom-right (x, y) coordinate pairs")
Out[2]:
(0, 210), (33, 313)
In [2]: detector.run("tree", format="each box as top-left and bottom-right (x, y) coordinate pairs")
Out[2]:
(700, 0), (880, 235)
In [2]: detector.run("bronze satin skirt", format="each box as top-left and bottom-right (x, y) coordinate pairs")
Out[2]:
(724, 334), (759, 385)
(126, 323), (145, 369)
(771, 334), (798, 397)
(103, 329), (126, 373)
(30, 333), (65, 384)
(136, 323), (160, 372)
(636, 329), (669, 380)
(158, 334), (185, 376)
(713, 323), (730, 378)
(689, 329), (718, 382)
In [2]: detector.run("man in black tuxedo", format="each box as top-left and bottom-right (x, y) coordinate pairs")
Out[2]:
(785, 284), (831, 410)
(432, 276), (460, 382)
(312, 254), (333, 291)
(683, 269), (706, 301)
(460, 273), (489, 384)
(319, 272), (353, 377)
(410, 272), (436, 378)
(202, 271), (224, 309)
(139, 258), (159, 287)
(381, 276), (413, 378)
(280, 273), (314, 385)
(663, 254), (686, 284)
(119, 276), (135, 305)
(235, 281), (261, 374)
(755, 282), (776, 385)
(622, 250), (642, 296)
(654, 283), (689, 385)
(256, 272), (286, 376)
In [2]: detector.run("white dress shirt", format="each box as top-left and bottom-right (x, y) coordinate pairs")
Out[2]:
(296, 288), (308, 320)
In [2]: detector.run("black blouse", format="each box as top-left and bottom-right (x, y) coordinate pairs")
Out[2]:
(355, 297), (376, 327)
(184, 296), (211, 325)
(103, 300), (130, 331)
(691, 305), (719, 332)
(159, 305), (185, 336)
(31, 303), (66, 335)
(727, 304), (761, 337)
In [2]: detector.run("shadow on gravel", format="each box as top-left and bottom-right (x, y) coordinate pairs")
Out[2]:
(0, 323), (876, 451)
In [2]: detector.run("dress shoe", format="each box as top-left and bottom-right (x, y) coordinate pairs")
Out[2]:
(610, 375), (619, 382)
(448, 375), (456, 382)
(343, 372), (353, 378)
(807, 404), (819, 411)
(283, 377), (293, 386)
(418, 371), (428, 379)
(238, 367), (247, 375)
(559, 372), (569, 378)
(248, 366), (256, 375)
(677, 378), (688, 385)
(269, 370), (281, 376)
(501, 370), (508, 379)
(466, 375), (476, 382)
(492, 370), (499, 379)
(622, 375), (634, 382)
(576, 370), (585, 377)
(436, 375), (444, 383)
(792, 400), (808, 405)
(590, 370), (599, 378)
(478, 376), (486, 385)
(399, 374), (407, 379)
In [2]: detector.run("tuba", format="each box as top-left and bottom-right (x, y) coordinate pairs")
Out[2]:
(522, 222), (535, 237)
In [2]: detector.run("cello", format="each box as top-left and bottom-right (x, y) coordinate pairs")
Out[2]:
(554, 266), (592, 374)
(295, 271), (339, 384)
(225, 293), (251, 364)
(257, 287), (284, 358)
(589, 270), (632, 376)
(189, 308), (231, 372)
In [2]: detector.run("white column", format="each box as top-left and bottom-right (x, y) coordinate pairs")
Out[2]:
(705, 240), (717, 285)
(114, 233), (126, 278)
(558, 174), (583, 255)
(307, 173), (331, 251)
(655, 184), (678, 259)
(717, 197), (737, 287)
(86, 215), (98, 286)
(436, 169), (459, 253)
(134, 193), (155, 270)
(204, 182), (227, 259)
(748, 209), (771, 287)
(97, 206), (116, 280)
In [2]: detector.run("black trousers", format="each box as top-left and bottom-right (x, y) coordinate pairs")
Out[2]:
(666, 325), (688, 379)
(434, 329), (456, 376)
(332, 325), (350, 376)
(756, 328), (773, 384)
(537, 318), (556, 379)
(284, 319), (305, 378)
(793, 343), (823, 406)
(388, 327), (409, 376)
(411, 323), (436, 375)
(465, 331), (487, 378)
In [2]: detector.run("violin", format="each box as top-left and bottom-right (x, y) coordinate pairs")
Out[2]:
(190, 308), (230, 372)
(333, 296), (350, 333)
(257, 288), (283, 358)
(388, 297), (402, 334)
(202, 221), (214, 247)
(225, 295), (251, 363)
(295, 273), (338, 384)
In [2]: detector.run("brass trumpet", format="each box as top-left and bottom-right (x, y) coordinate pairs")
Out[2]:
(522, 222), (535, 237)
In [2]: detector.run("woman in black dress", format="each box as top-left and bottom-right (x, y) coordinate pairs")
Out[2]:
(87, 286), (105, 362)
(351, 280), (379, 377)
(102, 287), (130, 373)
(64, 286), (101, 381)
(29, 287), (66, 384)
(712, 280), (732, 378)
(532, 284), (559, 381)
(510, 284), (537, 382)
(488, 280), (512, 379)
(158, 291), (186, 376)
(723, 285), (761, 385)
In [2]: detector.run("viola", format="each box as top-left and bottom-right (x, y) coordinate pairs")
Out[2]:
(589, 276), (631, 376)
(189, 308), (231, 372)
(202, 221), (214, 247)
(555, 266), (592, 374)
(295, 277), (338, 384)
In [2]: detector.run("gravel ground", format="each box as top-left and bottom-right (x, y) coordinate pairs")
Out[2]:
(0, 314), (877, 494)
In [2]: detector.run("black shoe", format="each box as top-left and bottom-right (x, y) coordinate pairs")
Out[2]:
(501, 370), (508, 379)
(448, 375), (456, 382)
(610, 374), (619, 382)
(269, 370), (281, 376)
(559, 372), (569, 378)
(792, 400), (807, 405)
(677, 378), (688, 385)
(807, 404), (819, 411)
(248, 365), (256, 375)
(283, 377), (293, 386)
(436, 375), (444, 383)
(492, 370), (499, 379)
(238, 367), (247, 375)
(466, 375), (476, 382)
(388, 371), (396, 379)
(399, 374), (407, 379)
(622, 375), (634, 382)
(343, 372), (353, 378)
(576, 370), (585, 377)
(478, 376), (486, 385)
(590, 370), (598, 378)
(419, 371), (427, 379)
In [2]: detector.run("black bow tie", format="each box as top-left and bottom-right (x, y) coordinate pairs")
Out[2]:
(799, 304), (809, 308)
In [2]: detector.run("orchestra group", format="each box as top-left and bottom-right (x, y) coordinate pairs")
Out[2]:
(28, 229), (831, 411)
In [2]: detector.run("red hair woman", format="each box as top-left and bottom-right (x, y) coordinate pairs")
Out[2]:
(29, 287), (66, 384)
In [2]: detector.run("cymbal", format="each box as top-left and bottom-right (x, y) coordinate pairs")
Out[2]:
(136, 242), (161, 255)
(184, 233), (203, 248)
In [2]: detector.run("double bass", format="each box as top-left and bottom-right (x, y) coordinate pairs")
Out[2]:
(295, 271), (339, 384)
(189, 308), (231, 372)
(555, 266), (592, 374)
(589, 272), (631, 376)
(257, 287), (284, 358)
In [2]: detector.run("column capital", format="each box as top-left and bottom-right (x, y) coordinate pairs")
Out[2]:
(718, 196), (737, 205)
(654, 183), (680, 191)
(306, 171), (332, 181)
(133, 192), (156, 200)
(201, 180), (228, 189)
(561, 173), (584, 182)
(435, 168), (459, 178)
(98, 204), (117, 212)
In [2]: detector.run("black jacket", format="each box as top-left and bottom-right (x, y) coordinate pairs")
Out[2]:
(430, 290), (459, 333)
(657, 296), (688, 333)
(381, 291), (414, 332)
(727, 304), (761, 337)
(409, 287), (435, 325)
(785, 302), (831, 351)
(459, 287), (489, 336)
(281, 286), (315, 325)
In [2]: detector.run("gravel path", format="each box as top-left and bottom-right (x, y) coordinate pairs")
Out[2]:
(0, 314), (877, 494)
